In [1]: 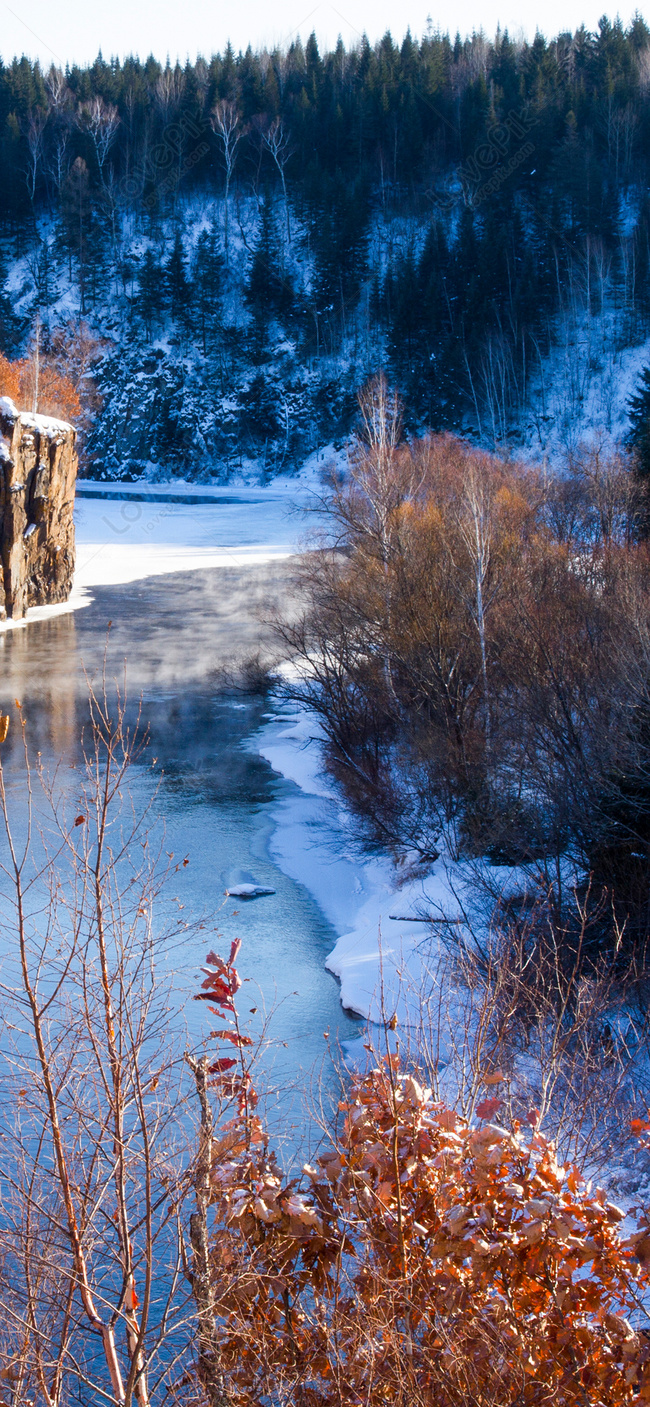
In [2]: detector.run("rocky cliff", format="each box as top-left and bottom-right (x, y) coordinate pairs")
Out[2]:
(0, 398), (77, 620)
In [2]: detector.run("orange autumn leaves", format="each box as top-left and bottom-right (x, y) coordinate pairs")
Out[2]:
(197, 940), (650, 1406)
(0, 352), (81, 424)
(208, 1065), (650, 1404)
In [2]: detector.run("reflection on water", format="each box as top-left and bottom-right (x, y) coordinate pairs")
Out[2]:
(0, 565), (360, 1153)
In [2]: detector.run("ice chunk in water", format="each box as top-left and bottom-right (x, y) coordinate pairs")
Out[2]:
(225, 883), (276, 898)
(225, 869), (275, 899)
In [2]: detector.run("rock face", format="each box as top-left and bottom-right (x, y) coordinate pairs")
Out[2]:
(0, 397), (77, 620)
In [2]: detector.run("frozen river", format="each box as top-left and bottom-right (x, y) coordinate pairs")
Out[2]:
(0, 482), (364, 1146)
(0, 475), (448, 1138)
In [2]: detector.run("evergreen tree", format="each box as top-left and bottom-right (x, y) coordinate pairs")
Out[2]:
(30, 240), (57, 316)
(386, 244), (423, 380)
(165, 231), (192, 329)
(240, 371), (280, 456)
(632, 197), (650, 330)
(589, 695), (650, 949)
(310, 171), (370, 320)
(628, 364), (650, 482)
(59, 158), (93, 313)
(137, 248), (166, 335)
(244, 197), (293, 360)
(193, 227), (224, 354)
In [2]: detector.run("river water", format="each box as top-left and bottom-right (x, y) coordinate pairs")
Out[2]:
(0, 554), (362, 1150)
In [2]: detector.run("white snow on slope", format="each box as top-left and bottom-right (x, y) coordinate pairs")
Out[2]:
(524, 319), (650, 463)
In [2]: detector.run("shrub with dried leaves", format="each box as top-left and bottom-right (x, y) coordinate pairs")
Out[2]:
(190, 942), (650, 1406)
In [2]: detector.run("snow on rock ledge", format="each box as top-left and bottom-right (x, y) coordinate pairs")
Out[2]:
(0, 397), (77, 620)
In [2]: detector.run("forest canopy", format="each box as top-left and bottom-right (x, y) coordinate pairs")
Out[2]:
(2, 18), (650, 472)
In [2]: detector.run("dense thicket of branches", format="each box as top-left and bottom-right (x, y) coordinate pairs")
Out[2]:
(279, 381), (650, 953)
(3, 19), (650, 461)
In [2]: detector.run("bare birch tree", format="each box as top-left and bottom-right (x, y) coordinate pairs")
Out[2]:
(456, 470), (496, 758)
(210, 101), (242, 265)
(24, 109), (48, 204)
(261, 118), (293, 244)
(77, 97), (120, 187)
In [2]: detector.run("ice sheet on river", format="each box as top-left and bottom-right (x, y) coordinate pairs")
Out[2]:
(0, 478), (316, 632)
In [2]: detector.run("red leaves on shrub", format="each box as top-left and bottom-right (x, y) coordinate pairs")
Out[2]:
(209, 1058), (237, 1075)
(475, 1096), (503, 1119)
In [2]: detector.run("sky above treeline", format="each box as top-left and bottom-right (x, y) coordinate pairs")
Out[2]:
(0, 0), (643, 67)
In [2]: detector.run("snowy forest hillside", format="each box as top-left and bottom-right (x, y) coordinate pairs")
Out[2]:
(2, 19), (650, 477)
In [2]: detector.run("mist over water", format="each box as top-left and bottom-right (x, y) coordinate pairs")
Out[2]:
(0, 563), (361, 1157)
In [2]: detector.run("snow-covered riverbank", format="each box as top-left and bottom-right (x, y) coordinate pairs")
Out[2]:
(256, 705), (472, 1025)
